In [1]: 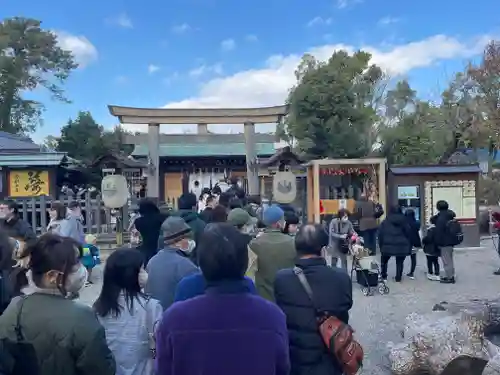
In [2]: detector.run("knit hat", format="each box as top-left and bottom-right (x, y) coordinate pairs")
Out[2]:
(227, 208), (252, 227)
(161, 216), (191, 244)
(262, 205), (284, 226)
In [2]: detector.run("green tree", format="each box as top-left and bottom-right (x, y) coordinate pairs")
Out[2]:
(282, 50), (383, 159)
(466, 40), (500, 171)
(0, 17), (77, 134)
(55, 111), (133, 164)
(378, 80), (450, 165)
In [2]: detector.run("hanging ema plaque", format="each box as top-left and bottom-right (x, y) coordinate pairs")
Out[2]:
(272, 170), (297, 204)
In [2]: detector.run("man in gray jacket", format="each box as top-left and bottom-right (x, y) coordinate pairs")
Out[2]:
(146, 216), (199, 310)
(58, 201), (85, 244)
(327, 209), (356, 270)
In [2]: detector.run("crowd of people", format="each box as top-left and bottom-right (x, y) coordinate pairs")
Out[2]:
(0, 177), (466, 375)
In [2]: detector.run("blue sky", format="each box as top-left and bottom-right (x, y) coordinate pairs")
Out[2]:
(2, 0), (499, 140)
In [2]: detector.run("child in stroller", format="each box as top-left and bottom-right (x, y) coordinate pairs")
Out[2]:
(350, 234), (389, 296)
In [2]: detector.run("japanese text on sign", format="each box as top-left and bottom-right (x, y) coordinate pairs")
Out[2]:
(9, 170), (49, 197)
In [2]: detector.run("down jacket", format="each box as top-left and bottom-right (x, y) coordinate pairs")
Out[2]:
(0, 293), (115, 375)
(274, 257), (353, 375)
(378, 211), (412, 257)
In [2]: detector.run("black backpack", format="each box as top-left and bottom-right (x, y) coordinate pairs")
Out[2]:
(0, 297), (40, 375)
(446, 219), (464, 246)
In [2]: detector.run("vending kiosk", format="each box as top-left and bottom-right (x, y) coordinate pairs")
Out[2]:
(397, 185), (421, 224)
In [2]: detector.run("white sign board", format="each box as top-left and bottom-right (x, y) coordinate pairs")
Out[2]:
(397, 186), (419, 199)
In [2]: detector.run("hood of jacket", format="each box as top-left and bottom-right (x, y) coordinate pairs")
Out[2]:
(386, 212), (408, 227)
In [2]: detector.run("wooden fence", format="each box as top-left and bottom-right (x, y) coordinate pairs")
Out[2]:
(11, 193), (181, 236)
(12, 194), (130, 235)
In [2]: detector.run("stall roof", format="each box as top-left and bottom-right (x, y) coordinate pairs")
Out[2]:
(0, 152), (67, 167)
(390, 164), (481, 175)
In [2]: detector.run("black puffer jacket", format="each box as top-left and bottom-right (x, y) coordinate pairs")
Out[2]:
(378, 211), (412, 257)
(433, 209), (457, 247)
(274, 257), (353, 375)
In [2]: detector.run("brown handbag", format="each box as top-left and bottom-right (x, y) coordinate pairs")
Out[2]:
(294, 267), (363, 375)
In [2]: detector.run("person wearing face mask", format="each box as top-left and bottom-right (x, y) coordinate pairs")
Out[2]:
(0, 234), (115, 375)
(46, 201), (66, 233)
(145, 216), (199, 310)
(283, 212), (300, 236)
(247, 205), (296, 301)
(0, 200), (36, 247)
(327, 209), (356, 271)
(57, 201), (85, 245)
(94, 249), (162, 375)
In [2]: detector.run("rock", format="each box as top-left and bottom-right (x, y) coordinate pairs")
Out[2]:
(388, 299), (500, 375)
(484, 354), (500, 375)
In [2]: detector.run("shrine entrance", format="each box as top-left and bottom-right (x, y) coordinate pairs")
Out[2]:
(108, 105), (287, 200)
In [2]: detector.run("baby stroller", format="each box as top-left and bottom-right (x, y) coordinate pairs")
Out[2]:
(349, 235), (389, 296)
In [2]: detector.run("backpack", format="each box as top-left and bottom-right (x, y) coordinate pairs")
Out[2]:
(0, 297), (40, 375)
(446, 219), (464, 246)
(294, 267), (363, 375)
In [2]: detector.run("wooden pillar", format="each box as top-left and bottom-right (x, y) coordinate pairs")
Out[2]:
(197, 123), (208, 134)
(378, 159), (387, 220)
(147, 123), (160, 201)
(243, 122), (259, 196)
(313, 162), (320, 223)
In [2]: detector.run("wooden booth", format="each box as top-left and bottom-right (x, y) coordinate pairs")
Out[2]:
(387, 164), (481, 247)
(307, 158), (387, 223)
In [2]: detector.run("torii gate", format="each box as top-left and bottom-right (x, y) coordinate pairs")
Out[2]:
(108, 105), (288, 200)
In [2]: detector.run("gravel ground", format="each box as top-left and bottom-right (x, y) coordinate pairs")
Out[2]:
(78, 238), (500, 375)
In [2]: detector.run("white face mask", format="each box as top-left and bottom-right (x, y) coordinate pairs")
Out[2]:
(138, 269), (148, 288)
(181, 239), (196, 254)
(241, 225), (253, 234)
(65, 264), (88, 294)
(341, 216), (348, 222)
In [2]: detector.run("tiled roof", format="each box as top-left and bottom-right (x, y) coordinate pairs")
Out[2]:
(131, 142), (276, 157)
(0, 131), (40, 152)
(0, 153), (67, 167)
(390, 164), (481, 175)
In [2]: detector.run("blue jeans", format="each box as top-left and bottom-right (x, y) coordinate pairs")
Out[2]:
(360, 228), (377, 254)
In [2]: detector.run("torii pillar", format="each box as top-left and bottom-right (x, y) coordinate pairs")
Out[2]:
(147, 123), (160, 200)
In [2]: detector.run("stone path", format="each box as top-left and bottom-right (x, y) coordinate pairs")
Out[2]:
(78, 238), (500, 375)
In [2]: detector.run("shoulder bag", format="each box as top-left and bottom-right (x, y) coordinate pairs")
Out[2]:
(293, 267), (363, 375)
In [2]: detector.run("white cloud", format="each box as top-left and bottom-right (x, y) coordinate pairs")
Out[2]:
(307, 16), (332, 27)
(221, 38), (236, 51)
(172, 23), (191, 34)
(337, 0), (363, 9)
(148, 64), (160, 74)
(189, 63), (223, 77)
(136, 34), (490, 134)
(378, 16), (400, 26)
(106, 13), (133, 28)
(55, 31), (98, 68)
(246, 34), (258, 42)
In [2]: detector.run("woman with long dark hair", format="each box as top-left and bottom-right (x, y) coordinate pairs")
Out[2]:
(94, 248), (162, 375)
(0, 234), (115, 375)
(134, 199), (168, 265)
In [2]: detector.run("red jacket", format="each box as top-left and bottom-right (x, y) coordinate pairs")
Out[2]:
(492, 212), (500, 230)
